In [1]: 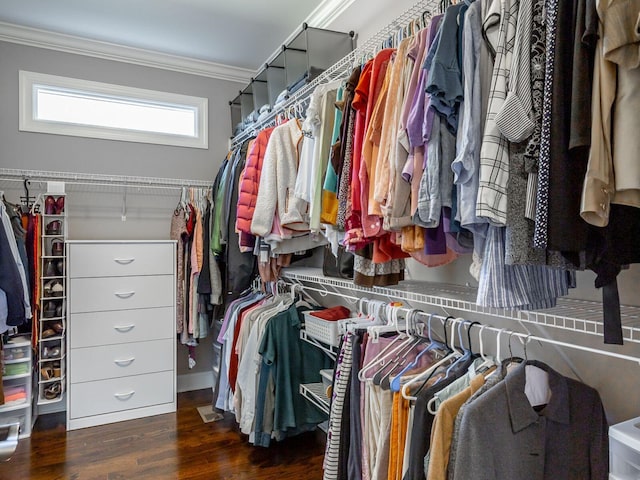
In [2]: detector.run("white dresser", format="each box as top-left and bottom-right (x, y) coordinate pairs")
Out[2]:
(66, 240), (176, 430)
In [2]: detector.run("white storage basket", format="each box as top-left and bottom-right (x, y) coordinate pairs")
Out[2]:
(303, 312), (350, 347)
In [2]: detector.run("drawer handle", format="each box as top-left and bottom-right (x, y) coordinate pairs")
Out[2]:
(114, 258), (135, 265)
(114, 391), (135, 400)
(114, 291), (135, 299)
(114, 324), (135, 333)
(114, 357), (135, 367)
(113, 323), (136, 333)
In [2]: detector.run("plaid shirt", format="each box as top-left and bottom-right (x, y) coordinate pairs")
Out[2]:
(476, 0), (520, 225)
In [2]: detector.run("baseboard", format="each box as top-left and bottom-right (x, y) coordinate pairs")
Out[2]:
(177, 371), (213, 393)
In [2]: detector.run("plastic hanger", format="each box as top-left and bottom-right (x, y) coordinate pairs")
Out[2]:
(290, 283), (319, 309)
(342, 298), (384, 333)
(501, 332), (524, 372)
(400, 317), (461, 401)
(475, 324), (497, 372)
(389, 312), (447, 392)
(412, 317), (471, 396)
(358, 305), (414, 381)
(371, 308), (426, 387)
(439, 318), (471, 380)
(30, 192), (43, 215)
(375, 309), (423, 388)
(400, 346), (457, 401)
(367, 303), (413, 341)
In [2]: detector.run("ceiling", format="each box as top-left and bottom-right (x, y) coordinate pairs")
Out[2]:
(0, 0), (338, 75)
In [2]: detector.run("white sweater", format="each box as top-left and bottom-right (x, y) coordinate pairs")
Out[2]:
(251, 120), (310, 237)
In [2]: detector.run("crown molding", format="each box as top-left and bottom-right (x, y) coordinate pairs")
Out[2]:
(305, 0), (358, 29)
(0, 21), (254, 83)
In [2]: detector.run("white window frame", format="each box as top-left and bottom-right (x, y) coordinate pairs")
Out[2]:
(19, 70), (208, 149)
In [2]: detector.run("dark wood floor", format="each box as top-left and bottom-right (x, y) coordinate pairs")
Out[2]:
(1, 389), (327, 479)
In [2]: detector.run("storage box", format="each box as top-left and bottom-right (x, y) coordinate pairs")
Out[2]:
(2, 346), (29, 362)
(609, 417), (640, 479)
(303, 311), (350, 347)
(0, 411), (27, 436)
(3, 363), (29, 377)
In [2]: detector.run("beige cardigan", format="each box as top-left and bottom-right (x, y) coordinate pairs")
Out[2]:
(581, 0), (640, 226)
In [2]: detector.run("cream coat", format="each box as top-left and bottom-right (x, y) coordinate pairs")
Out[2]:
(250, 120), (309, 237)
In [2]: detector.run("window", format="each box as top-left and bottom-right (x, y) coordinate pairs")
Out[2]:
(19, 71), (208, 149)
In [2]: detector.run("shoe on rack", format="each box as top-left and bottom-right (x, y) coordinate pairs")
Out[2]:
(43, 382), (61, 400)
(55, 196), (65, 214)
(43, 346), (61, 359)
(51, 240), (64, 257)
(41, 328), (57, 339)
(40, 366), (53, 380)
(55, 260), (64, 276)
(50, 322), (64, 334)
(44, 280), (63, 297)
(43, 281), (52, 298)
(44, 196), (55, 215)
(45, 220), (62, 235)
(43, 260), (58, 277)
(42, 301), (57, 318)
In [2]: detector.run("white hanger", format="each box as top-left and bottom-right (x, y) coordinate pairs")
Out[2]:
(476, 324), (497, 371)
(342, 298), (381, 333)
(358, 303), (413, 381)
(495, 328), (507, 363)
(29, 192), (43, 215)
(400, 317), (462, 401)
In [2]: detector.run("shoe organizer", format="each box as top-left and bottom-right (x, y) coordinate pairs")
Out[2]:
(38, 190), (67, 405)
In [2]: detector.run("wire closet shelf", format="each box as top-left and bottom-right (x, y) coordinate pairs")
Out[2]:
(282, 267), (640, 346)
(230, 0), (435, 148)
(0, 168), (211, 192)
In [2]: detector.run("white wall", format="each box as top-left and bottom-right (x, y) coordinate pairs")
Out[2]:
(0, 40), (243, 386)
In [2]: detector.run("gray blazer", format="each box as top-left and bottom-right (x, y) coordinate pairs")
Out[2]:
(451, 360), (608, 479)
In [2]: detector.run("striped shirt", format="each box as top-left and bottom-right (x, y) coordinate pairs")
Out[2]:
(323, 333), (354, 480)
(477, 225), (570, 309)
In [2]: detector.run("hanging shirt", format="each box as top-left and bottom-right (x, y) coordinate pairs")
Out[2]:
(259, 305), (330, 441)
(452, 361), (608, 480)
(425, 3), (466, 134)
(476, 0), (520, 225)
(0, 201), (30, 325)
(476, 225), (570, 310)
(452, 0), (488, 235)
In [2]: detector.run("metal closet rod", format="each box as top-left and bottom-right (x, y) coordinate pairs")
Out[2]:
(0, 168), (211, 190)
(284, 280), (640, 365)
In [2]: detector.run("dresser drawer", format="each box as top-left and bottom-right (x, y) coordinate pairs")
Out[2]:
(68, 242), (174, 278)
(69, 275), (173, 313)
(70, 307), (174, 348)
(70, 339), (174, 383)
(69, 371), (174, 419)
